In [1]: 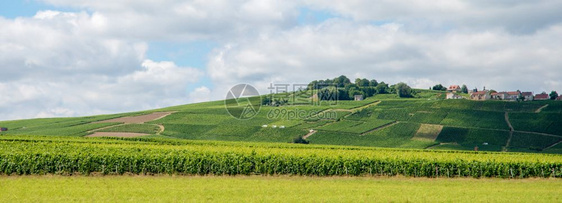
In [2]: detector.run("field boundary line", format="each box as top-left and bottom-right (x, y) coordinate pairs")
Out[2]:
(543, 140), (562, 150)
(360, 121), (398, 136)
(86, 123), (124, 134)
(350, 100), (381, 112)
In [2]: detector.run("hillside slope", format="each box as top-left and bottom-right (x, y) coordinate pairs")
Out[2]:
(1, 90), (562, 153)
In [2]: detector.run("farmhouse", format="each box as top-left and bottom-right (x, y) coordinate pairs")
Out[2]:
(556, 96), (562, 101)
(534, 93), (549, 100)
(492, 92), (508, 100)
(446, 92), (462, 99)
(521, 92), (534, 101)
(447, 85), (461, 92)
(505, 91), (520, 101)
(470, 91), (491, 101)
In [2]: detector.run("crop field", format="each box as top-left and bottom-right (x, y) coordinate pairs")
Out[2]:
(1, 135), (562, 178)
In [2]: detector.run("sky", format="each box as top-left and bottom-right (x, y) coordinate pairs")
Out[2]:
(1, 0), (562, 121)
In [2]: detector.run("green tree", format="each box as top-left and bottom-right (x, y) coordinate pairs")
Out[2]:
(360, 78), (370, 87)
(307, 80), (318, 90)
(369, 79), (378, 87)
(334, 75), (351, 87)
(461, 84), (468, 93)
(395, 82), (413, 98)
(550, 91), (559, 100)
(432, 84), (446, 91)
(262, 96), (272, 105)
(375, 82), (389, 94)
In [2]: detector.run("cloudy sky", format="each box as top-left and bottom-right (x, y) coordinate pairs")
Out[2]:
(1, 0), (562, 120)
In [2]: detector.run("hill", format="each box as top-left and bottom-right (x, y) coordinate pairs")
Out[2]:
(1, 89), (562, 153)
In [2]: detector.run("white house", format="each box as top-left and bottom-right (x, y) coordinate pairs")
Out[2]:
(521, 92), (534, 101)
(446, 92), (463, 99)
(470, 91), (491, 101)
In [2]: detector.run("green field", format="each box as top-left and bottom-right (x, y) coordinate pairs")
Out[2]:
(1, 89), (562, 153)
(1, 176), (560, 202)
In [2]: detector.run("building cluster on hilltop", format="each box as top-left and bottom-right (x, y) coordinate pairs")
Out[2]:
(445, 85), (562, 101)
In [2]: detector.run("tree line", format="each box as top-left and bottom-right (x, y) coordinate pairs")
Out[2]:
(307, 75), (415, 100)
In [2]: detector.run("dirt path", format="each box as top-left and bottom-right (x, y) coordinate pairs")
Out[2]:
(155, 124), (165, 134)
(504, 112), (514, 151)
(360, 121), (398, 136)
(513, 130), (562, 138)
(535, 104), (549, 113)
(543, 140), (562, 150)
(302, 130), (317, 139)
(87, 112), (174, 137)
(94, 112), (175, 124)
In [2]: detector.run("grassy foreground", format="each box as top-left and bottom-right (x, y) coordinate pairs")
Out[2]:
(0, 176), (560, 202)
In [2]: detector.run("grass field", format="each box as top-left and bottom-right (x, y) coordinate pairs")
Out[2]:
(0, 176), (560, 202)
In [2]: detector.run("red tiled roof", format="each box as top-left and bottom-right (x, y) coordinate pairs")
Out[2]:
(507, 91), (520, 95)
(535, 94), (549, 99)
(521, 92), (533, 96)
(448, 85), (460, 90)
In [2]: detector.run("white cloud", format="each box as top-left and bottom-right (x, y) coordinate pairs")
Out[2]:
(305, 0), (562, 34)
(39, 0), (300, 41)
(207, 20), (562, 96)
(188, 86), (212, 103)
(0, 12), (204, 120)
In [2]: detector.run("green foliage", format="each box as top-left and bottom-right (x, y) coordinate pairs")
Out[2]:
(550, 91), (559, 100)
(510, 113), (562, 136)
(436, 127), (509, 151)
(395, 82), (414, 98)
(432, 84), (447, 91)
(2, 135), (560, 178)
(292, 136), (309, 144)
(440, 110), (508, 130)
(461, 85), (468, 94)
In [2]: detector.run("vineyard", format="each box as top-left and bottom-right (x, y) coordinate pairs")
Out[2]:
(1, 135), (561, 178)
(1, 89), (562, 153)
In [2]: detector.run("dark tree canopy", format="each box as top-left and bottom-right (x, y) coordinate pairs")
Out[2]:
(550, 91), (559, 100)
(461, 84), (468, 93)
(432, 84), (446, 91)
(395, 82), (413, 98)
